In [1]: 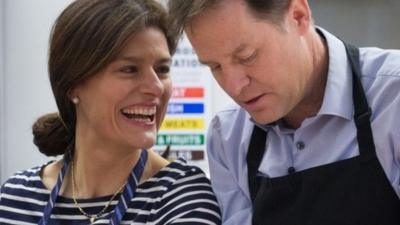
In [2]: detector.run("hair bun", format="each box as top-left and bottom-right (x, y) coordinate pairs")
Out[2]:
(32, 112), (73, 156)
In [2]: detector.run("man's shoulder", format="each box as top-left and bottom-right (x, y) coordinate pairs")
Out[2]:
(359, 47), (400, 79)
(208, 103), (255, 153)
(358, 47), (400, 125)
(210, 103), (249, 130)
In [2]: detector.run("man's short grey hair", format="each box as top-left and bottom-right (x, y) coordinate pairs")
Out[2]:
(167, 0), (216, 44)
(168, 0), (292, 42)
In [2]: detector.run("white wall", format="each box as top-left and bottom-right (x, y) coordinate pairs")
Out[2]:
(0, 0), (5, 183)
(1, 0), (73, 182)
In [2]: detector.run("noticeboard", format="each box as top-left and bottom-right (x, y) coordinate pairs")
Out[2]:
(153, 35), (212, 170)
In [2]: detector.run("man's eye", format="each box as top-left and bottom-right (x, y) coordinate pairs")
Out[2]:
(239, 51), (258, 65)
(120, 66), (138, 73)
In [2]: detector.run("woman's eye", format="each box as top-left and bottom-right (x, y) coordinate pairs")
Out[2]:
(155, 65), (170, 75)
(209, 64), (221, 72)
(120, 66), (138, 74)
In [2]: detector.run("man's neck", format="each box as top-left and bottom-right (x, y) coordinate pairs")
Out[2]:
(284, 29), (329, 129)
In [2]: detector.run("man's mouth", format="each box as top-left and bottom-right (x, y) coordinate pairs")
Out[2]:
(244, 94), (264, 105)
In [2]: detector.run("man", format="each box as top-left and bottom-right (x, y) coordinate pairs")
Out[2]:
(168, 0), (400, 224)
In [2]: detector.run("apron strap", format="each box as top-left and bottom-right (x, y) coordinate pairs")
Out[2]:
(344, 43), (376, 156)
(247, 125), (267, 202)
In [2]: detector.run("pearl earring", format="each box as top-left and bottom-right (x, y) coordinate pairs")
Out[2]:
(72, 97), (79, 104)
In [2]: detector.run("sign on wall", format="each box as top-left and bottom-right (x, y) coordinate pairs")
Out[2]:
(153, 35), (212, 169)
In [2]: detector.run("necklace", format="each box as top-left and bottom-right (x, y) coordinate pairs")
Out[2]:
(39, 150), (148, 225)
(70, 160), (126, 224)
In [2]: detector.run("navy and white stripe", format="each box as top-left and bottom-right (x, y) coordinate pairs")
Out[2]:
(38, 155), (70, 225)
(110, 150), (147, 225)
(0, 159), (221, 225)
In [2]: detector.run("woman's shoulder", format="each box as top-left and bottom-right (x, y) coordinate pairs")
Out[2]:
(147, 158), (210, 184)
(137, 157), (214, 195)
(0, 162), (52, 203)
(1, 164), (46, 188)
(134, 159), (221, 224)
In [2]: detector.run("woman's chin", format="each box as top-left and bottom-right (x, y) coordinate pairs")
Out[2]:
(132, 134), (157, 150)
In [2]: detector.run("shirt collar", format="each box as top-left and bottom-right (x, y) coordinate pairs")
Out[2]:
(317, 27), (353, 120)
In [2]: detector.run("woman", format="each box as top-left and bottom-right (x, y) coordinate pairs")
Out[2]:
(0, 0), (221, 224)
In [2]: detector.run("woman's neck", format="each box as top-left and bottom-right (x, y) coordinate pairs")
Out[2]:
(61, 123), (144, 198)
(67, 146), (142, 198)
(42, 131), (170, 199)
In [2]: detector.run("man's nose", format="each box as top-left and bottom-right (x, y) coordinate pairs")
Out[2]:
(219, 65), (250, 97)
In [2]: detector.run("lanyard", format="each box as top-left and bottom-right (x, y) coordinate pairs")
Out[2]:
(39, 150), (148, 225)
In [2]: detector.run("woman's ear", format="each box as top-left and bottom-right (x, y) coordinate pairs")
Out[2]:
(71, 97), (79, 104)
(67, 89), (80, 104)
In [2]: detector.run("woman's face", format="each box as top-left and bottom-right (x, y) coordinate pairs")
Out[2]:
(72, 27), (172, 150)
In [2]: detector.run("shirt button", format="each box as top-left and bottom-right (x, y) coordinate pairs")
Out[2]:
(288, 167), (296, 174)
(296, 141), (305, 150)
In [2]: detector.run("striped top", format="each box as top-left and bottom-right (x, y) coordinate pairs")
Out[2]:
(0, 159), (221, 225)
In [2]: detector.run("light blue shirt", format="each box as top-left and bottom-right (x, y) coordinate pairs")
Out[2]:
(206, 28), (400, 225)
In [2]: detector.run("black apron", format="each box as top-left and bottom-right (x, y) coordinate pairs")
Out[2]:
(247, 43), (400, 225)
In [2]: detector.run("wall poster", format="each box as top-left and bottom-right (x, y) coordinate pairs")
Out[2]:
(153, 35), (212, 173)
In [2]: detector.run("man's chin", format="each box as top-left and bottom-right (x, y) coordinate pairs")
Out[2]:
(249, 113), (277, 125)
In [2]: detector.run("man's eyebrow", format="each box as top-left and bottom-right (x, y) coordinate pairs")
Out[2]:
(198, 43), (247, 66)
(231, 43), (247, 56)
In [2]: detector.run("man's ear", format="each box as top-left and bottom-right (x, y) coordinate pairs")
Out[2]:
(287, 0), (312, 35)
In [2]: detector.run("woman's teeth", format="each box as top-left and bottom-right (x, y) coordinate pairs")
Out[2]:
(121, 106), (156, 122)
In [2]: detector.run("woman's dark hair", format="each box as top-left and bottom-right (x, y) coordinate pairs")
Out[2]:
(33, 0), (178, 156)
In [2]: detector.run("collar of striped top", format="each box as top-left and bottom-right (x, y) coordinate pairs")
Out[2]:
(38, 149), (148, 225)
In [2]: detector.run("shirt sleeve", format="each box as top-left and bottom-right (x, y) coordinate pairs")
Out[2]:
(206, 116), (252, 225)
(0, 183), (4, 203)
(156, 166), (222, 225)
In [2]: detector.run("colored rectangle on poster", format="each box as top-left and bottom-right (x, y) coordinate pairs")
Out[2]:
(172, 87), (204, 98)
(167, 103), (204, 114)
(160, 118), (204, 130)
(156, 134), (204, 146)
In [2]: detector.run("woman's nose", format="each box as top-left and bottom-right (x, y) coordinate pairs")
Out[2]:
(141, 69), (164, 96)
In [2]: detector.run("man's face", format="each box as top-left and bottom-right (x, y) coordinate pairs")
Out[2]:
(186, 0), (312, 124)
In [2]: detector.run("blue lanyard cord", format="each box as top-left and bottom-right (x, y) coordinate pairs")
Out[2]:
(110, 150), (148, 224)
(39, 150), (148, 225)
(38, 153), (71, 225)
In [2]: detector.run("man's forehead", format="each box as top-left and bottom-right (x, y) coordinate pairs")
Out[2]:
(184, 1), (249, 36)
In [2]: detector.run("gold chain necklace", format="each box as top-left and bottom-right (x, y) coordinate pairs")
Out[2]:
(70, 160), (126, 224)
